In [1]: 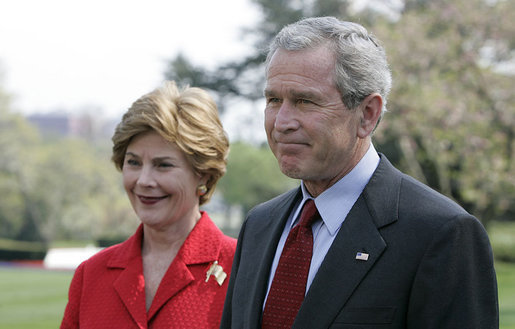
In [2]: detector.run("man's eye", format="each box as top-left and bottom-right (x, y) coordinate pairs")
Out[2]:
(267, 97), (281, 104)
(297, 99), (312, 104)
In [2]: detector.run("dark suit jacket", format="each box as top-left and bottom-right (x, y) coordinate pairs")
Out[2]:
(220, 155), (498, 329)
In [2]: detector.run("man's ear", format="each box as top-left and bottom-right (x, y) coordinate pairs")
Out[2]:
(357, 93), (383, 138)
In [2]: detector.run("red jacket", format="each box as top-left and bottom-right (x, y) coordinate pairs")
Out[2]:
(61, 212), (236, 329)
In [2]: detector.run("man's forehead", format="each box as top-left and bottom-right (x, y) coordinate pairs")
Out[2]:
(264, 86), (320, 98)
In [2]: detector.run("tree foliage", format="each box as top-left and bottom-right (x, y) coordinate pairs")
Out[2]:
(218, 141), (298, 215)
(32, 138), (138, 241)
(0, 107), (41, 241)
(164, 0), (353, 111)
(1, 0), (513, 245)
(0, 102), (137, 243)
(373, 0), (515, 225)
(164, 0), (514, 225)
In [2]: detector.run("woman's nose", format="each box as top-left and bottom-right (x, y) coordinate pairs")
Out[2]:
(136, 166), (156, 187)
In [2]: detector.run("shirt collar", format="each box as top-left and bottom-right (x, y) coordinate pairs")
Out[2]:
(298, 144), (380, 235)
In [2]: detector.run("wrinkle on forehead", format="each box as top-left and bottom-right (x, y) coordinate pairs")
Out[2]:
(265, 47), (337, 94)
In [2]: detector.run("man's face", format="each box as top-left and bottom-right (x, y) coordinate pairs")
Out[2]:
(264, 46), (367, 196)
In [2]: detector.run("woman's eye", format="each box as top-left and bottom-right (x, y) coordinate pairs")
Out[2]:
(126, 159), (140, 166)
(158, 162), (174, 168)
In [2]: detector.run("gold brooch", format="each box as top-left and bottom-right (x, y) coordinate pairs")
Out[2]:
(205, 261), (227, 286)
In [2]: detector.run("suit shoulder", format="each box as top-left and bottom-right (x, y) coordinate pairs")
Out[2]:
(399, 173), (468, 217)
(394, 174), (490, 242)
(219, 232), (237, 255)
(78, 243), (121, 269)
(247, 188), (300, 218)
(198, 213), (236, 251)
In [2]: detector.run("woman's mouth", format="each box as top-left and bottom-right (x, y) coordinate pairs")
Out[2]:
(137, 195), (168, 205)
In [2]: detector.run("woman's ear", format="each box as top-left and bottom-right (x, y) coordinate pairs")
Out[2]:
(357, 93), (383, 138)
(199, 173), (210, 187)
(196, 174), (211, 197)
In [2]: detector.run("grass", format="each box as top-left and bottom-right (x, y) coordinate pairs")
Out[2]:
(0, 261), (514, 328)
(0, 266), (73, 329)
(497, 261), (515, 329)
(489, 221), (515, 263)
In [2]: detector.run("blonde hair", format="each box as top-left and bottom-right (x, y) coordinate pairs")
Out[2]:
(111, 81), (229, 205)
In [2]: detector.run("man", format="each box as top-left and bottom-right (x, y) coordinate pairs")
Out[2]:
(221, 16), (498, 329)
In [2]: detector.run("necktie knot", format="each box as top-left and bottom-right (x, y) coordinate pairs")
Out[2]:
(298, 199), (318, 228)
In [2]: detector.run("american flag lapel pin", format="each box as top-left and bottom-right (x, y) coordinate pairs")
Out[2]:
(205, 261), (227, 286)
(355, 252), (369, 261)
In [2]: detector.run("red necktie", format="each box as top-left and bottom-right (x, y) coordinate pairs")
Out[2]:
(262, 199), (319, 328)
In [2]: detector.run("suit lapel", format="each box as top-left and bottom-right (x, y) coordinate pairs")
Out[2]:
(113, 257), (147, 328)
(294, 155), (401, 328)
(110, 226), (147, 328)
(147, 257), (194, 320)
(109, 214), (226, 325)
(147, 213), (223, 320)
(294, 197), (387, 328)
(246, 189), (301, 328)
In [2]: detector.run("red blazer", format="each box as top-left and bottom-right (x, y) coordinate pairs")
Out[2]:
(61, 212), (236, 329)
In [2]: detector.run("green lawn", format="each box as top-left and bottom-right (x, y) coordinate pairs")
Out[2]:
(0, 266), (73, 329)
(0, 262), (514, 328)
(498, 261), (515, 329)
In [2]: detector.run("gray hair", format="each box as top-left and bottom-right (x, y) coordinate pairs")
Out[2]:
(265, 16), (392, 115)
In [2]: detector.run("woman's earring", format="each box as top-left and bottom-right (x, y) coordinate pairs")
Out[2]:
(197, 184), (207, 196)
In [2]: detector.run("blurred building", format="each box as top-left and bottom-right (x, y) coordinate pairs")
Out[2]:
(26, 112), (118, 140)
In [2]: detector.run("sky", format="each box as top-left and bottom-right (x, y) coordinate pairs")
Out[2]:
(0, 0), (408, 144)
(0, 0), (260, 121)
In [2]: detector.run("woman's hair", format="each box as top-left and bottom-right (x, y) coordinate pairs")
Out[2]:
(111, 81), (229, 205)
(265, 16), (392, 118)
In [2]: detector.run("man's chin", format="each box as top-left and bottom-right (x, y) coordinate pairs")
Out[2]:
(279, 163), (303, 180)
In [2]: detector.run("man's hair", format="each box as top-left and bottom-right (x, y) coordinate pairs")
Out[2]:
(265, 16), (392, 116)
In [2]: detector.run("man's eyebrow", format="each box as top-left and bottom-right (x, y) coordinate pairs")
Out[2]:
(290, 90), (322, 101)
(264, 89), (276, 97)
(264, 89), (321, 100)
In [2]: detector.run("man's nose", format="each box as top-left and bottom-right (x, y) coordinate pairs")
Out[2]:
(274, 101), (300, 132)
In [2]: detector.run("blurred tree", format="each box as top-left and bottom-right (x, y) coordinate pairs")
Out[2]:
(0, 66), (134, 244)
(164, 0), (353, 222)
(33, 138), (138, 242)
(164, 0), (353, 112)
(0, 84), (136, 243)
(372, 0), (515, 226)
(218, 141), (297, 215)
(164, 0), (514, 227)
(0, 104), (43, 241)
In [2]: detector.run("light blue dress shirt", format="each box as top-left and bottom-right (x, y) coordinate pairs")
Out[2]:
(264, 144), (380, 306)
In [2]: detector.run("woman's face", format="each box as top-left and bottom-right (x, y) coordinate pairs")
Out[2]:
(122, 131), (206, 231)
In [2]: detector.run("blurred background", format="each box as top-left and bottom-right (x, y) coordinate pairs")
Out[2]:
(0, 0), (513, 328)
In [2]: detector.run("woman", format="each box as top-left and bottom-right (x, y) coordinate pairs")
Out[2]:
(61, 81), (236, 328)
